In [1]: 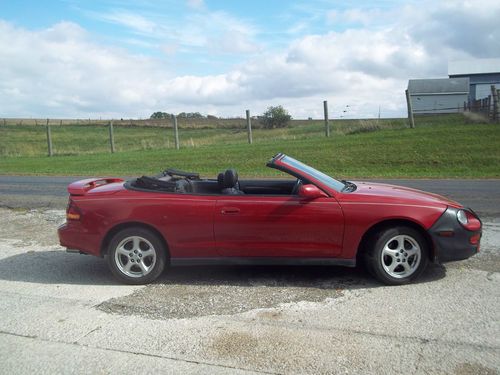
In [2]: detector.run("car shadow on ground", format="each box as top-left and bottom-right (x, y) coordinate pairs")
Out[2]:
(0, 248), (447, 289)
(159, 262), (446, 288)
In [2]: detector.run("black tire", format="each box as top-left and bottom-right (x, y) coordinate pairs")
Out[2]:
(106, 227), (167, 285)
(364, 226), (429, 285)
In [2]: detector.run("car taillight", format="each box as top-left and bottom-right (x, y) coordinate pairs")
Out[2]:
(66, 199), (82, 221)
(456, 209), (481, 231)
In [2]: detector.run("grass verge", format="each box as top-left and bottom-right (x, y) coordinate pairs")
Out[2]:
(1, 119), (499, 178)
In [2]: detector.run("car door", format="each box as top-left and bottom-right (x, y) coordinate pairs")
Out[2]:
(214, 194), (344, 257)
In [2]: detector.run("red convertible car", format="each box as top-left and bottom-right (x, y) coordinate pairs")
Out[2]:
(58, 153), (481, 285)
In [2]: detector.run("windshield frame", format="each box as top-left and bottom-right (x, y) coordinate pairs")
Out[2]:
(268, 154), (347, 193)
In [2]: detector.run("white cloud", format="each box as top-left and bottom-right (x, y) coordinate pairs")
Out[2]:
(186, 0), (205, 11)
(0, 0), (499, 119)
(326, 8), (378, 26)
(93, 8), (261, 56)
(0, 21), (169, 118)
(98, 11), (157, 34)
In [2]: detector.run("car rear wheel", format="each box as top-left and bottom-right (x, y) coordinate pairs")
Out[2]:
(107, 227), (167, 284)
(364, 226), (428, 285)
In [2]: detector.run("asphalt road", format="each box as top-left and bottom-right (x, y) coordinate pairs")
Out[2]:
(1, 175), (500, 217)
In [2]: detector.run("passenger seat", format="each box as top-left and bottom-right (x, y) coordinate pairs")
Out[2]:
(218, 169), (244, 195)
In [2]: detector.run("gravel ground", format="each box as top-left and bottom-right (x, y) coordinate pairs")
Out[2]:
(0, 207), (498, 374)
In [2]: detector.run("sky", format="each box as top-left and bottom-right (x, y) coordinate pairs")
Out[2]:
(1, 0), (499, 119)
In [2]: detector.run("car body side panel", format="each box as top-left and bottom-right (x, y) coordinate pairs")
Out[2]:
(338, 201), (447, 259)
(64, 191), (218, 257)
(214, 195), (344, 257)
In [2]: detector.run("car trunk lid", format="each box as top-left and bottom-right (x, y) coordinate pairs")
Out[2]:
(67, 178), (124, 196)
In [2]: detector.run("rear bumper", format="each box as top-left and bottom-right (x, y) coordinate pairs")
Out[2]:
(58, 222), (101, 256)
(428, 207), (481, 263)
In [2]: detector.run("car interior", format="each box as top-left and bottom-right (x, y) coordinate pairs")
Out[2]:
(128, 168), (302, 196)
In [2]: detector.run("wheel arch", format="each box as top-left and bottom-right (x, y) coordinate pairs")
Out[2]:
(100, 221), (170, 258)
(356, 219), (435, 262)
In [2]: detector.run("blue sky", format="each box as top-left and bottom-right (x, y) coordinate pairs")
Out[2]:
(1, 0), (378, 74)
(1, 0), (499, 118)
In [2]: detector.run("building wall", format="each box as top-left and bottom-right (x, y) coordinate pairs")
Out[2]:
(410, 94), (468, 114)
(449, 73), (500, 100)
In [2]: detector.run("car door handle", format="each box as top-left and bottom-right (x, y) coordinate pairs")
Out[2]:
(221, 207), (240, 215)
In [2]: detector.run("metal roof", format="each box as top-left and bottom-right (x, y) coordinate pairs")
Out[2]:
(408, 78), (469, 94)
(449, 58), (500, 76)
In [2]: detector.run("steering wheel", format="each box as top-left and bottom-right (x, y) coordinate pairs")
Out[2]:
(291, 179), (302, 195)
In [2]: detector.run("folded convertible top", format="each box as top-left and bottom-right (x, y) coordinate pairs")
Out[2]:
(133, 176), (177, 192)
(164, 168), (200, 179)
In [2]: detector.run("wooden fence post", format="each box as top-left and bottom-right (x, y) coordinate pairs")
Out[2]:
(246, 109), (253, 144)
(405, 89), (415, 128)
(46, 119), (53, 157)
(323, 100), (330, 137)
(497, 89), (500, 122)
(173, 115), (180, 150)
(491, 85), (500, 122)
(109, 120), (115, 153)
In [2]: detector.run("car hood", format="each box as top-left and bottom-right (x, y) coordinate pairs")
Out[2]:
(342, 181), (463, 208)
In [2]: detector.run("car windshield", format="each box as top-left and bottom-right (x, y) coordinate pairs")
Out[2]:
(281, 156), (346, 192)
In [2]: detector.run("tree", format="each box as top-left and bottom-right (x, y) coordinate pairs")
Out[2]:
(150, 111), (172, 119)
(177, 112), (204, 119)
(261, 105), (292, 129)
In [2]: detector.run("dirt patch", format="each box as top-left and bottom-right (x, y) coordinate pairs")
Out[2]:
(207, 328), (306, 373)
(205, 327), (348, 374)
(97, 265), (358, 319)
(211, 331), (261, 358)
(455, 362), (497, 375)
(0, 208), (65, 246)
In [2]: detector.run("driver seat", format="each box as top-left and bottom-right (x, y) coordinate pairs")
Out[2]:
(218, 169), (244, 195)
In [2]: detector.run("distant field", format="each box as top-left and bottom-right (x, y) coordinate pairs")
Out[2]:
(0, 115), (467, 157)
(1, 114), (499, 178)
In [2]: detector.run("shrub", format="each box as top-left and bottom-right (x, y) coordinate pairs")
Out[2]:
(261, 106), (292, 129)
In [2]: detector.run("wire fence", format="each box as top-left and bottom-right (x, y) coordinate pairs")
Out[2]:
(2, 89), (497, 158)
(0, 114), (415, 158)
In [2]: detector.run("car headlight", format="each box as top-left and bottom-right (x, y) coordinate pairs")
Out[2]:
(457, 209), (468, 225)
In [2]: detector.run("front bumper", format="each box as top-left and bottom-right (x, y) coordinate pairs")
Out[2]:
(428, 207), (481, 263)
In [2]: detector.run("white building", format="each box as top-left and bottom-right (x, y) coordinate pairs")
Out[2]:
(407, 78), (469, 114)
(449, 58), (500, 100)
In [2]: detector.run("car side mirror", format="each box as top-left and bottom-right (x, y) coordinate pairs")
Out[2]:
(298, 184), (327, 199)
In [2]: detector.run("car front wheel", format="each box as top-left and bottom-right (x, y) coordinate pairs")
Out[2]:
(364, 226), (429, 285)
(107, 227), (167, 284)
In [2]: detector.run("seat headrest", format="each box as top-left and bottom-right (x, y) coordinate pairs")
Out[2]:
(175, 179), (192, 193)
(217, 172), (224, 187)
(223, 169), (238, 188)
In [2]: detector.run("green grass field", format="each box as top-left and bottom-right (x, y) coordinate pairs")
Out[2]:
(0, 114), (499, 178)
(0, 117), (408, 157)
